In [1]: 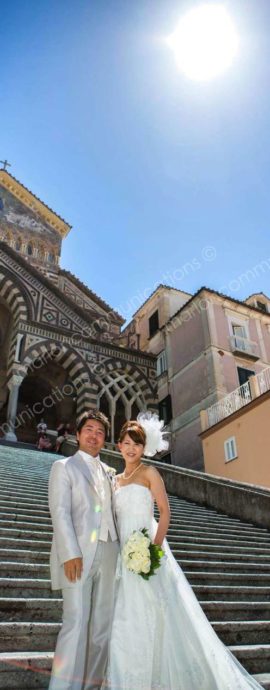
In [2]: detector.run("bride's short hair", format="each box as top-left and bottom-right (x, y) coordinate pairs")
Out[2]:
(119, 420), (146, 446)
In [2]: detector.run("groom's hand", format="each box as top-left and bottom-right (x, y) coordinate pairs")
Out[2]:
(64, 557), (83, 582)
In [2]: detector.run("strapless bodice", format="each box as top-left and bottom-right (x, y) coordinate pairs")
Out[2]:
(114, 484), (154, 545)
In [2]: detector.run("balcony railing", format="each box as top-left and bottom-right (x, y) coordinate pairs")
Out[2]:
(257, 366), (270, 395)
(204, 366), (270, 429)
(207, 381), (252, 428)
(229, 335), (259, 359)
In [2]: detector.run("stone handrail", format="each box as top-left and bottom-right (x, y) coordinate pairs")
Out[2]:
(61, 437), (270, 530)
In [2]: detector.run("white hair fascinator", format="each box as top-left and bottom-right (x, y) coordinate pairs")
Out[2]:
(137, 411), (169, 458)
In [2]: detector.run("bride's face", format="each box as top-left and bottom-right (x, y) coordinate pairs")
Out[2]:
(118, 433), (144, 466)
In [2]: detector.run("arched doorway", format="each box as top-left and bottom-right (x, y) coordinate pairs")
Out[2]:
(16, 359), (77, 443)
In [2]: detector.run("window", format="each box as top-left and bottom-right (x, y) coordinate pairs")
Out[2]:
(27, 244), (33, 256)
(158, 394), (172, 425)
(149, 310), (159, 338)
(257, 301), (268, 313)
(232, 324), (246, 339)
(237, 367), (255, 387)
(224, 436), (237, 462)
(157, 350), (167, 376)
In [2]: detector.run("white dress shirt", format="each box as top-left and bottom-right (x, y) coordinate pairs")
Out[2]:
(79, 451), (117, 542)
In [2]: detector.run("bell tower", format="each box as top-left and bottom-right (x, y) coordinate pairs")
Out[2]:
(0, 165), (71, 277)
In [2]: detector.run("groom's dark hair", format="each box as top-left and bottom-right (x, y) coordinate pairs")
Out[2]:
(76, 409), (110, 437)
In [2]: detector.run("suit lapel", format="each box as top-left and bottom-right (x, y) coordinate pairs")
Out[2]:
(71, 451), (100, 498)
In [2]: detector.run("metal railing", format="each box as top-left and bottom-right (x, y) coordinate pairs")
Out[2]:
(206, 366), (270, 428)
(207, 381), (252, 428)
(257, 366), (270, 395)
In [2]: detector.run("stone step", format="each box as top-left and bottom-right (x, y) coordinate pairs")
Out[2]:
(0, 598), (62, 622)
(178, 558), (270, 572)
(0, 476), (47, 491)
(169, 515), (268, 533)
(184, 570), (270, 586)
(0, 549), (49, 563)
(0, 495), (49, 509)
(0, 537), (50, 550)
(0, 488), (48, 500)
(3, 562), (269, 586)
(168, 532), (270, 549)
(172, 521), (268, 539)
(1, 596), (269, 625)
(167, 514), (270, 529)
(1, 620), (270, 653)
(0, 562), (50, 577)
(173, 548), (270, 562)
(1, 560), (269, 588)
(193, 585), (270, 602)
(0, 511), (51, 525)
(230, 644), (270, 674)
(0, 622), (60, 652)
(253, 674), (270, 689)
(0, 527), (52, 540)
(212, 621), (270, 646)
(0, 500), (49, 513)
(0, 651), (52, 689)
(0, 649), (268, 688)
(171, 541), (270, 556)
(0, 519), (52, 532)
(0, 579), (57, 598)
(202, 601), (270, 622)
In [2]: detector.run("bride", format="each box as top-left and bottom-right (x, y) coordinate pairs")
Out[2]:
(104, 416), (263, 690)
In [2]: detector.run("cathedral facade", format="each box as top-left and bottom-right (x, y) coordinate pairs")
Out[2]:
(0, 169), (157, 444)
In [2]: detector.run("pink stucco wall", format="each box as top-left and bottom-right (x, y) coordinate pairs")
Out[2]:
(169, 305), (207, 372)
(172, 358), (210, 416)
(173, 418), (203, 470)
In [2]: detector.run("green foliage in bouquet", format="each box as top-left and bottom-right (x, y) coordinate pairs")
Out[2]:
(140, 528), (164, 581)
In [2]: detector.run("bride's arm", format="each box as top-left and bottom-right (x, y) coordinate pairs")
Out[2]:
(146, 467), (171, 546)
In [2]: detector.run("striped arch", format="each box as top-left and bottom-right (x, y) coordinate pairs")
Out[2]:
(22, 341), (92, 412)
(0, 270), (31, 378)
(0, 270), (29, 328)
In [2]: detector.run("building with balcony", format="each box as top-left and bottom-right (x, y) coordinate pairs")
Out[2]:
(200, 366), (270, 489)
(122, 285), (270, 470)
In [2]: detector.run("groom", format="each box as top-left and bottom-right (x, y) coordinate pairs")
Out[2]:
(48, 410), (119, 690)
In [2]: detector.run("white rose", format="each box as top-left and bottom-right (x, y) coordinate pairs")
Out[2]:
(141, 558), (151, 574)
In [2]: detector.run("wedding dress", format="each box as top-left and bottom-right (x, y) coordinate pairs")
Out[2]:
(104, 483), (263, 690)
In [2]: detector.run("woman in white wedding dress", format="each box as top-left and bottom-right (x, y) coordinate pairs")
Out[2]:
(104, 418), (263, 690)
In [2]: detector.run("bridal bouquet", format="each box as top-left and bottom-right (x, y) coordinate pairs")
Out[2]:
(122, 528), (164, 580)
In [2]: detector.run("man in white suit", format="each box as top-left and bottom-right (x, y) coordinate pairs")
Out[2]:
(48, 410), (119, 690)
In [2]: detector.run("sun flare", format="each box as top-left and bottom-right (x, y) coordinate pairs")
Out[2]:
(168, 3), (238, 81)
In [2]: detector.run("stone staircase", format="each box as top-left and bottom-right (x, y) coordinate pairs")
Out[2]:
(0, 446), (269, 688)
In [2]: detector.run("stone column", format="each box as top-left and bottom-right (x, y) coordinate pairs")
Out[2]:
(4, 375), (24, 442)
(200, 409), (209, 432)
(110, 399), (116, 445)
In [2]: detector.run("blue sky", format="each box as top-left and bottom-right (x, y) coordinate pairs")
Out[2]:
(1, 0), (270, 323)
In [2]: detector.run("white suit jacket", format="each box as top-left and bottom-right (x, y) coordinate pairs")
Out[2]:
(48, 451), (118, 590)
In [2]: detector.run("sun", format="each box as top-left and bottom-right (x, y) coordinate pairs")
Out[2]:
(168, 3), (238, 81)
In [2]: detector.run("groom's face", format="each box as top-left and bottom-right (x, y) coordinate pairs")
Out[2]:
(77, 419), (105, 457)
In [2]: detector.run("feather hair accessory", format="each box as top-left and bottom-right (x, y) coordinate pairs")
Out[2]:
(137, 411), (169, 458)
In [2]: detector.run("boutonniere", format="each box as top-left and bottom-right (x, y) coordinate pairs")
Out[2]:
(106, 467), (116, 481)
